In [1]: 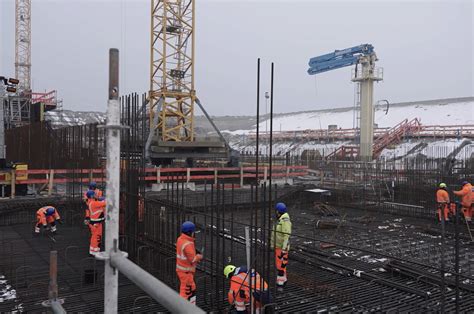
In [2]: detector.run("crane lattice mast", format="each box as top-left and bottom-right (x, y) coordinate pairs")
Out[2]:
(15, 0), (32, 93)
(150, 0), (195, 142)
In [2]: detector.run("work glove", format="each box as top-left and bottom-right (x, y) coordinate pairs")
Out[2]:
(57, 219), (63, 224)
(84, 219), (90, 226)
(195, 254), (203, 263)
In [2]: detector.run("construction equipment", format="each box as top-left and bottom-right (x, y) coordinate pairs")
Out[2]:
(147, 0), (235, 167)
(308, 44), (383, 161)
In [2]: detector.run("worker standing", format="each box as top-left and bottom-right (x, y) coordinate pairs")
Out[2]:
(84, 190), (106, 255)
(224, 265), (270, 313)
(176, 221), (203, 304)
(35, 206), (61, 234)
(271, 202), (292, 288)
(83, 181), (103, 205)
(454, 181), (473, 222)
(436, 183), (450, 222)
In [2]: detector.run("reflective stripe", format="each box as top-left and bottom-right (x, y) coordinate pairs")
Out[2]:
(90, 218), (105, 222)
(176, 241), (193, 260)
(176, 264), (195, 272)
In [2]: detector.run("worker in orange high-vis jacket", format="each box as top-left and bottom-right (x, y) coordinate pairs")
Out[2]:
(224, 265), (271, 313)
(84, 190), (106, 255)
(35, 206), (61, 234)
(176, 221), (203, 304)
(271, 202), (292, 289)
(454, 181), (473, 222)
(83, 181), (103, 205)
(436, 183), (450, 222)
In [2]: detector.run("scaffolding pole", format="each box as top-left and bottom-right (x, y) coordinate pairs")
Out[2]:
(104, 48), (120, 314)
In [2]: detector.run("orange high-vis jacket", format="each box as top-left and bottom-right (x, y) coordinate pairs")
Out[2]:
(228, 272), (250, 306)
(36, 207), (60, 225)
(176, 233), (199, 273)
(454, 183), (473, 208)
(86, 199), (106, 223)
(436, 189), (450, 203)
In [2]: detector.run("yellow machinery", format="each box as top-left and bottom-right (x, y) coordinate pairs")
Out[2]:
(147, 0), (233, 166)
(0, 163), (28, 196)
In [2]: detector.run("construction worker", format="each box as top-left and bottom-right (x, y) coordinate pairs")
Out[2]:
(224, 265), (270, 313)
(176, 221), (203, 304)
(35, 206), (61, 234)
(454, 181), (473, 222)
(84, 190), (106, 255)
(83, 181), (103, 205)
(436, 183), (450, 222)
(270, 202), (292, 288)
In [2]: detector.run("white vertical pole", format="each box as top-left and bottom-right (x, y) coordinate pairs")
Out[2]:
(104, 48), (120, 314)
(244, 225), (251, 273)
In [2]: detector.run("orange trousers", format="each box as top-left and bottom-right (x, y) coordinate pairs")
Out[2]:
(275, 248), (288, 286)
(89, 223), (103, 254)
(437, 204), (449, 222)
(462, 206), (472, 222)
(177, 271), (196, 304)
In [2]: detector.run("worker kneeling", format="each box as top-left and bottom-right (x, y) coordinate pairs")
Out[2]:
(84, 190), (106, 255)
(35, 206), (61, 234)
(176, 221), (203, 304)
(224, 265), (270, 313)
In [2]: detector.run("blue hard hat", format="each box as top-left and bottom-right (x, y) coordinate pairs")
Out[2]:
(86, 190), (95, 199)
(46, 207), (55, 216)
(181, 221), (196, 233)
(89, 182), (97, 189)
(461, 181), (469, 186)
(275, 202), (287, 213)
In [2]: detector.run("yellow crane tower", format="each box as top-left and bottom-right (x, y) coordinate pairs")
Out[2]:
(147, 0), (232, 166)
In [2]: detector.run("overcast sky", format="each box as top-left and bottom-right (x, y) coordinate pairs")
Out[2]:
(1, 0), (473, 115)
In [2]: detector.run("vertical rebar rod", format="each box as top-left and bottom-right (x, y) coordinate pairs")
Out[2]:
(104, 48), (120, 314)
(267, 62), (274, 297)
(455, 203), (460, 313)
(440, 211), (446, 312)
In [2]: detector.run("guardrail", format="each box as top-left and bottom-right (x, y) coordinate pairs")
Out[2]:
(247, 124), (474, 141)
(2, 165), (309, 198)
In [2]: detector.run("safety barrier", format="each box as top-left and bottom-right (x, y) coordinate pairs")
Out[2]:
(2, 165), (309, 198)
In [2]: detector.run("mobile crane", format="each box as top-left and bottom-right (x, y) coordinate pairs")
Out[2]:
(307, 44), (383, 160)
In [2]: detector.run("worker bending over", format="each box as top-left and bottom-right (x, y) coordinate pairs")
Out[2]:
(83, 181), (103, 205)
(35, 206), (61, 234)
(271, 202), (292, 288)
(224, 265), (270, 313)
(176, 221), (203, 304)
(84, 190), (106, 255)
(454, 181), (473, 222)
(436, 183), (450, 222)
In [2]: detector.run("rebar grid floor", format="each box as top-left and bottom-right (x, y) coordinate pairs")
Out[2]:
(2, 196), (474, 312)
(0, 223), (168, 313)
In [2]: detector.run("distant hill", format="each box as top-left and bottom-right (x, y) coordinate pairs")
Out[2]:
(45, 97), (474, 132)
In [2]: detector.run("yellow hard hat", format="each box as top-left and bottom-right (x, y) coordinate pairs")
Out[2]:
(439, 183), (447, 188)
(224, 265), (236, 278)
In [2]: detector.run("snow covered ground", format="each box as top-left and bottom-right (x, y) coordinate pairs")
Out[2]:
(225, 97), (474, 135)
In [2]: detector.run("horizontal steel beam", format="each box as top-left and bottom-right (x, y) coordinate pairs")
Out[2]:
(110, 252), (205, 314)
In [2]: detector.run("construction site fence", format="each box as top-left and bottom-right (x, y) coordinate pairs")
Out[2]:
(2, 165), (308, 198)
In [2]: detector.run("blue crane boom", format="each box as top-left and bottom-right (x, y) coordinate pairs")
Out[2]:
(307, 44), (375, 75)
